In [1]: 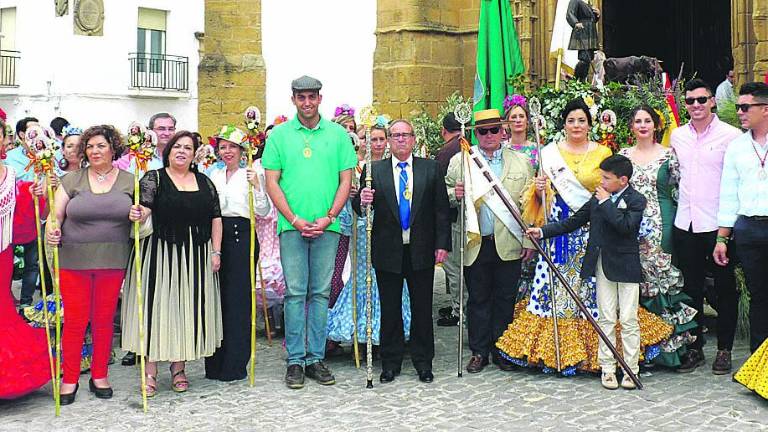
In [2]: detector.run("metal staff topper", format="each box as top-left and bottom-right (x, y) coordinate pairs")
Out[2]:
(359, 105), (377, 129)
(453, 101), (473, 131)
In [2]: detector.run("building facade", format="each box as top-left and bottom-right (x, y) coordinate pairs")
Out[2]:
(373, 0), (768, 118)
(0, 0), (203, 132)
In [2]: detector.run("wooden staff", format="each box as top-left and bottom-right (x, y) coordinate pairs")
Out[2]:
(45, 172), (62, 416)
(248, 143), (258, 387)
(132, 167), (148, 412)
(529, 97), (562, 372)
(31, 175), (56, 411)
(360, 106), (376, 389)
(257, 259), (272, 346)
(460, 142), (644, 389)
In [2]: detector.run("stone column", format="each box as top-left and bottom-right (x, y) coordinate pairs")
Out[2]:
(198, 0), (266, 137)
(754, 0), (768, 80)
(373, 0), (478, 118)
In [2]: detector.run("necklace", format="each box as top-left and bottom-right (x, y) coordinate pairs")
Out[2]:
(92, 166), (115, 182)
(566, 142), (592, 175)
(751, 140), (768, 181)
(301, 133), (312, 158)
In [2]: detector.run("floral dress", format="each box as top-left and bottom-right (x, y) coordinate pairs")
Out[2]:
(496, 144), (672, 375)
(620, 147), (697, 367)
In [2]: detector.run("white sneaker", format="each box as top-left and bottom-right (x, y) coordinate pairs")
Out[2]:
(601, 372), (619, 390)
(621, 374), (638, 390)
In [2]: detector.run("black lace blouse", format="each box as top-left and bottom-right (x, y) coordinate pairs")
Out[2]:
(140, 169), (221, 245)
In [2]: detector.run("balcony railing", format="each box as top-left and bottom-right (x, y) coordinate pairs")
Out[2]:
(0, 50), (20, 87)
(129, 53), (188, 92)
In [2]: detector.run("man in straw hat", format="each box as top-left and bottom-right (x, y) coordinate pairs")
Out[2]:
(444, 108), (535, 373)
(262, 75), (358, 389)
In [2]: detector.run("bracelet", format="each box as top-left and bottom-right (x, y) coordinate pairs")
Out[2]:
(291, 215), (299, 225)
(212, 251), (222, 256)
(716, 235), (729, 244)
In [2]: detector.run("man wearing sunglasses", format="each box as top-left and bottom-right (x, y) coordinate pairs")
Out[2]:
(444, 109), (535, 373)
(671, 78), (742, 375)
(715, 82), (768, 355)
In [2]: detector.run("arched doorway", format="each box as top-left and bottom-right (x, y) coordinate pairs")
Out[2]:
(601, 0), (732, 87)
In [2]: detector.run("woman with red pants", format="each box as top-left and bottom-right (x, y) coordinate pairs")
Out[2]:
(46, 125), (139, 404)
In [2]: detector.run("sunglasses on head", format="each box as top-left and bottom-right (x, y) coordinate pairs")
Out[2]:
(735, 103), (768, 112)
(684, 96), (711, 105)
(477, 126), (501, 136)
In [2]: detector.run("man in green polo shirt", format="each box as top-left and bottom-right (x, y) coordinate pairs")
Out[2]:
(262, 75), (357, 389)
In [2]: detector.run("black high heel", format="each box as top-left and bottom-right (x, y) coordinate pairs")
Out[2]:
(60, 383), (79, 405)
(89, 378), (113, 399)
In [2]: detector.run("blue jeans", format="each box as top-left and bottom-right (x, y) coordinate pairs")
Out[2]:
(19, 240), (40, 305)
(280, 230), (340, 367)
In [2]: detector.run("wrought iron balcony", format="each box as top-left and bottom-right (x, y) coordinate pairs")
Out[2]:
(129, 53), (188, 92)
(0, 50), (20, 87)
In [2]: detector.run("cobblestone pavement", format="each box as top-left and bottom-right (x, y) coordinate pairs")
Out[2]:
(2, 269), (767, 432)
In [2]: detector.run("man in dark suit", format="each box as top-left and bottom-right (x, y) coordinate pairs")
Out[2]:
(356, 119), (451, 384)
(527, 154), (647, 390)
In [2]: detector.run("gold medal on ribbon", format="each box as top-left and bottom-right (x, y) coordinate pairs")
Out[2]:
(303, 147), (312, 158)
(404, 189), (412, 200)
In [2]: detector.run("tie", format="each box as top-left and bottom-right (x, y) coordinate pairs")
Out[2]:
(397, 162), (410, 231)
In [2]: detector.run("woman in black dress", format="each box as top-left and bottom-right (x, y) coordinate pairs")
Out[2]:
(121, 131), (223, 396)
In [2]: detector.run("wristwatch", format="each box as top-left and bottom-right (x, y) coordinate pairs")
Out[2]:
(327, 212), (337, 223)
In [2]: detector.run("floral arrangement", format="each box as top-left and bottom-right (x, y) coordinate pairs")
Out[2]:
(334, 104), (355, 118)
(24, 125), (60, 176)
(126, 122), (158, 172)
(273, 115), (288, 126)
(243, 106), (265, 153)
(194, 144), (218, 169)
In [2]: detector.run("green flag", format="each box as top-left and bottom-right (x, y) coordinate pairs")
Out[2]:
(473, 0), (525, 114)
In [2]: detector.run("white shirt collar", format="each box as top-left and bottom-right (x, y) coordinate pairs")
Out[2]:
(392, 154), (414, 170)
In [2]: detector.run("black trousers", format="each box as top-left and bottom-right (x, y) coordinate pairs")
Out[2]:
(376, 245), (435, 372)
(575, 49), (595, 81)
(205, 217), (257, 381)
(464, 238), (522, 359)
(674, 226), (737, 351)
(733, 216), (768, 352)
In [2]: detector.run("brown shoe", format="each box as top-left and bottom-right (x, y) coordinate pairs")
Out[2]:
(712, 350), (732, 375)
(677, 349), (705, 373)
(465, 355), (489, 373)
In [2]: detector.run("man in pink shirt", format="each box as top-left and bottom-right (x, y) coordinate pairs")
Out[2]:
(671, 78), (742, 375)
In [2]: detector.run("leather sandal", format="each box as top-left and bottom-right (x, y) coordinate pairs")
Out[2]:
(170, 365), (189, 393)
(144, 373), (157, 398)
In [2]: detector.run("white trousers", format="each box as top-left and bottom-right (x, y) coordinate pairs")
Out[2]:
(595, 255), (640, 374)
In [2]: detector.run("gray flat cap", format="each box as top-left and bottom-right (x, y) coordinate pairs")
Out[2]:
(291, 75), (322, 92)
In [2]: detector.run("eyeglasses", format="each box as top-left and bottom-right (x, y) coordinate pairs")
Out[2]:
(154, 127), (176, 132)
(477, 126), (501, 135)
(735, 103), (768, 112)
(684, 96), (711, 105)
(390, 132), (415, 140)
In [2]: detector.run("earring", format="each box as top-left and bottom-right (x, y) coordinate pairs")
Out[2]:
(0, 149), (5, 160)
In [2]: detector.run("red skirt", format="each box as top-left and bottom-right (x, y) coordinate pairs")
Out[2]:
(0, 246), (51, 399)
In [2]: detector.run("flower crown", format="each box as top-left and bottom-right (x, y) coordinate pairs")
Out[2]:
(334, 104), (355, 117)
(375, 114), (391, 128)
(62, 125), (83, 137)
(503, 94), (527, 111)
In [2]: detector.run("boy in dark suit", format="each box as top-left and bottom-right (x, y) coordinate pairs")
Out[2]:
(527, 154), (646, 390)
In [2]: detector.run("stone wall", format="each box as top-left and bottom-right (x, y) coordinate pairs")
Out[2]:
(198, 0), (266, 137)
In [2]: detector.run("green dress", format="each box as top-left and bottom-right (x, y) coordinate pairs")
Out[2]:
(620, 147), (698, 367)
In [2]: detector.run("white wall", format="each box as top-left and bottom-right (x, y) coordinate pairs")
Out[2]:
(262, 0), (376, 123)
(0, 0), (203, 132)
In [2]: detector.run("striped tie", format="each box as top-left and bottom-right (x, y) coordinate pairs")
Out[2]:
(397, 161), (410, 231)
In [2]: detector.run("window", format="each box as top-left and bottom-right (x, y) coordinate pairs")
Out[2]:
(137, 8), (166, 73)
(0, 7), (16, 51)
